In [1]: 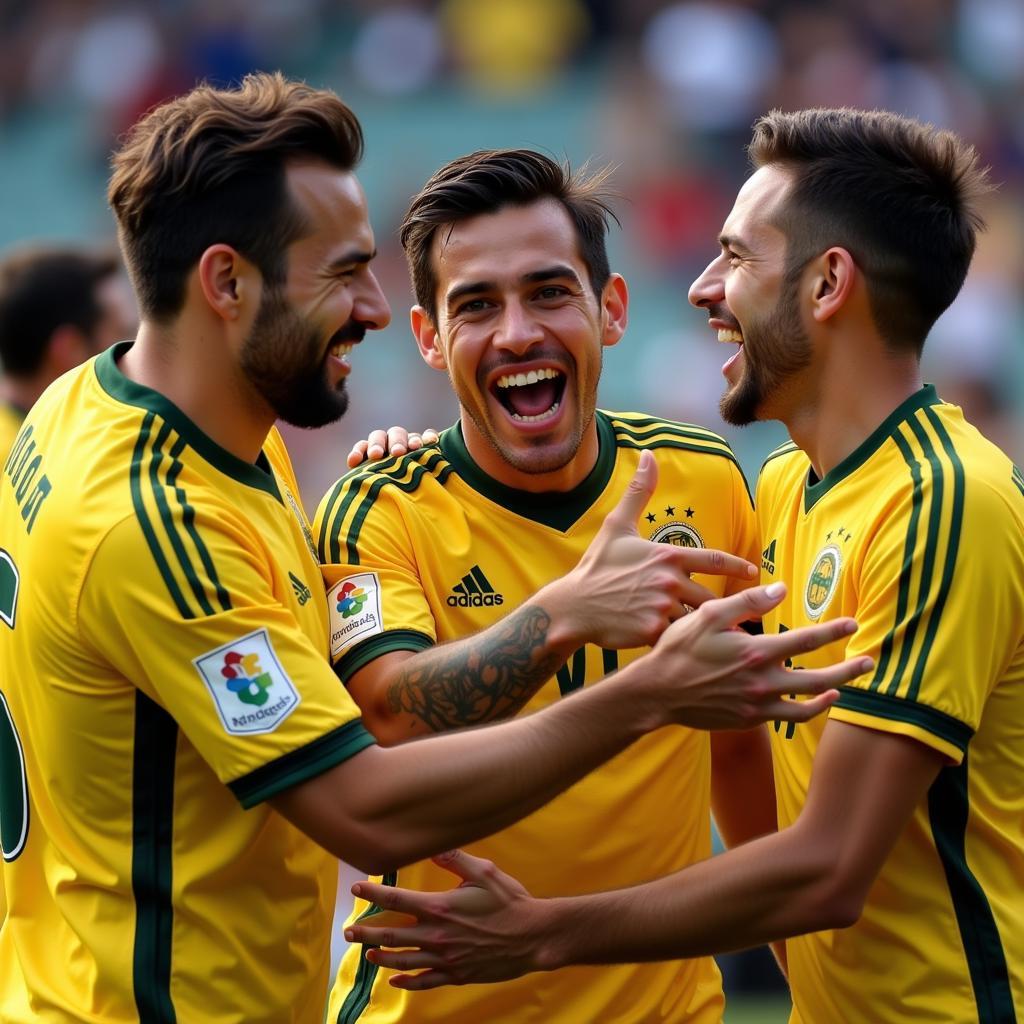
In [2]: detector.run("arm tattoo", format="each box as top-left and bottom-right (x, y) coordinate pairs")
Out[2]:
(387, 606), (561, 732)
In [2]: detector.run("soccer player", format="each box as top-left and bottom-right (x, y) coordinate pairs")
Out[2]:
(345, 110), (1024, 1023)
(0, 77), (866, 1023)
(0, 244), (136, 459)
(317, 149), (781, 1024)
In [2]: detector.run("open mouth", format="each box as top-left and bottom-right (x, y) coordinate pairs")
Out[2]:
(328, 339), (356, 361)
(492, 367), (566, 423)
(717, 327), (743, 346)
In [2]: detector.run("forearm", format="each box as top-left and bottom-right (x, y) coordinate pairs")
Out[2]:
(337, 660), (665, 870)
(538, 824), (844, 969)
(710, 727), (777, 848)
(376, 598), (579, 742)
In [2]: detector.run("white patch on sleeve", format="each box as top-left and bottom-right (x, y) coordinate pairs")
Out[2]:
(328, 571), (384, 660)
(193, 628), (301, 735)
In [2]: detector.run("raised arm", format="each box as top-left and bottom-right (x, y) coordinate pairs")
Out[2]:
(346, 719), (941, 984)
(351, 453), (759, 744)
(271, 586), (871, 874)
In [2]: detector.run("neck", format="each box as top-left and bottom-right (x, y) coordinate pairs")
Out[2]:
(783, 352), (923, 480)
(120, 320), (274, 464)
(461, 416), (601, 494)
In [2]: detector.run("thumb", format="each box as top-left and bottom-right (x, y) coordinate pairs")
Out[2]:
(431, 849), (496, 886)
(604, 450), (658, 532)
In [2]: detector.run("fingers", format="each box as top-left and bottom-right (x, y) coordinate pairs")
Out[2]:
(671, 547), (758, 582)
(388, 969), (451, 991)
(770, 690), (840, 723)
(346, 920), (423, 947)
(431, 848), (494, 885)
(603, 451), (658, 532)
(696, 582), (790, 630)
(406, 427), (439, 451)
(365, 429), (390, 462)
(347, 440), (369, 468)
(752, 617), (861, 664)
(349, 879), (432, 921)
(367, 947), (445, 972)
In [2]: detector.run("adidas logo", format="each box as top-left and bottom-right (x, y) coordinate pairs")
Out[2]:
(761, 539), (777, 576)
(447, 565), (504, 607)
(289, 571), (312, 606)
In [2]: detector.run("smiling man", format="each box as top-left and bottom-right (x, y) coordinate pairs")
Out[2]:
(0, 80), (866, 1023)
(347, 111), (1024, 1024)
(314, 150), (794, 1024)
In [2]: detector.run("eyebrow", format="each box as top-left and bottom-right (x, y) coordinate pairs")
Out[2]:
(326, 249), (376, 272)
(445, 264), (584, 310)
(718, 234), (750, 255)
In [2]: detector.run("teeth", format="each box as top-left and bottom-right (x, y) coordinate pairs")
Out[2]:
(331, 342), (354, 358)
(717, 329), (743, 344)
(497, 367), (561, 389)
(511, 401), (560, 423)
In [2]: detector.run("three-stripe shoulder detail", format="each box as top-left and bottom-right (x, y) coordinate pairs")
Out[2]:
(130, 412), (232, 620)
(318, 448), (453, 566)
(869, 406), (965, 703)
(608, 413), (738, 462)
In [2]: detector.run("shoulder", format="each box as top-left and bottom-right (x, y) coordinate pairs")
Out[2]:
(602, 410), (739, 464)
(315, 445), (455, 563)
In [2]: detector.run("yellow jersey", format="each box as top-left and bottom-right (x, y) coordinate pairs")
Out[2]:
(756, 386), (1024, 1024)
(0, 401), (25, 463)
(0, 343), (375, 1023)
(315, 411), (760, 1024)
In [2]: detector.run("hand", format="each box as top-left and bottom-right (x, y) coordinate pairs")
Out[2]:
(640, 583), (873, 731)
(542, 450), (758, 650)
(348, 426), (439, 468)
(345, 849), (545, 990)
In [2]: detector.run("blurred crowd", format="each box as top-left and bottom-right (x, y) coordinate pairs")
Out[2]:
(1, 0), (1021, 503)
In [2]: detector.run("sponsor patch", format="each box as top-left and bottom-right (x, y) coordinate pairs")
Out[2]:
(194, 628), (300, 735)
(804, 544), (842, 620)
(328, 572), (383, 659)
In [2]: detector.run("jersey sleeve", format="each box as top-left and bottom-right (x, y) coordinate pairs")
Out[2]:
(76, 510), (375, 808)
(314, 471), (436, 683)
(831, 475), (1024, 763)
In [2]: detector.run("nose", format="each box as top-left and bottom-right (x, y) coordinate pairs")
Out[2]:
(688, 254), (726, 310)
(494, 298), (544, 354)
(355, 270), (392, 331)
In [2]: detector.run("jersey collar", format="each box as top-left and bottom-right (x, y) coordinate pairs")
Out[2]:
(94, 342), (282, 501)
(439, 411), (617, 532)
(804, 384), (942, 512)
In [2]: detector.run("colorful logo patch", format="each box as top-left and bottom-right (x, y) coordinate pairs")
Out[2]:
(194, 629), (300, 734)
(337, 580), (369, 618)
(804, 544), (842, 620)
(328, 572), (383, 660)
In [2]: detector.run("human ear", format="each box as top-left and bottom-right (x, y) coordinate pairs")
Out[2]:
(411, 306), (447, 371)
(810, 248), (856, 323)
(601, 273), (629, 348)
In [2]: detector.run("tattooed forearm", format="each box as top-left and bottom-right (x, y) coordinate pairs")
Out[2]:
(387, 605), (562, 732)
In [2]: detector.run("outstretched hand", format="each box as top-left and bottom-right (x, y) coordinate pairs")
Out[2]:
(345, 849), (543, 990)
(641, 582), (873, 731)
(347, 426), (439, 468)
(545, 450), (758, 650)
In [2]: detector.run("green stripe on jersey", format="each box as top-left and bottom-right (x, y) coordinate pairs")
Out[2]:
(928, 759), (1017, 1023)
(907, 408), (965, 702)
(131, 692), (178, 1023)
(131, 414), (193, 619)
(834, 686), (972, 754)
(1011, 466), (1023, 499)
(335, 630), (434, 683)
(870, 425), (926, 695)
(608, 414), (729, 446)
(337, 870), (399, 1024)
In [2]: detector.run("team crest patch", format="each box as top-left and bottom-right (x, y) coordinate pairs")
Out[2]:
(194, 629), (300, 735)
(804, 544), (842, 620)
(649, 521), (703, 548)
(328, 572), (383, 659)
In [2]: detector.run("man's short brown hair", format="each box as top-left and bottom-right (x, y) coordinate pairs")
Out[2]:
(109, 72), (364, 322)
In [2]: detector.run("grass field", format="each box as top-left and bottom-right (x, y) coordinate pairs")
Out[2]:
(727, 997), (792, 1023)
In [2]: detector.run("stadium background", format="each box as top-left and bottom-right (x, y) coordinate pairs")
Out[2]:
(2, 1), (1022, 1019)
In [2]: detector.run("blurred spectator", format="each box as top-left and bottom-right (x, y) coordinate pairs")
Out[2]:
(0, 244), (137, 459)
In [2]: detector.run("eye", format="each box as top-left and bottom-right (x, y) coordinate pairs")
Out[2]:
(535, 285), (569, 301)
(726, 250), (742, 265)
(456, 298), (492, 315)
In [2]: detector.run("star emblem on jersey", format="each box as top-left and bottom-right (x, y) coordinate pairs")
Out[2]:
(804, 544), (842, 620)
(644, 503), (702, 547)
(448, 565), (504, 607)
(194, 629), (300, 734)
(337, 580), (368, 618)
(328, 572), (383, 659)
